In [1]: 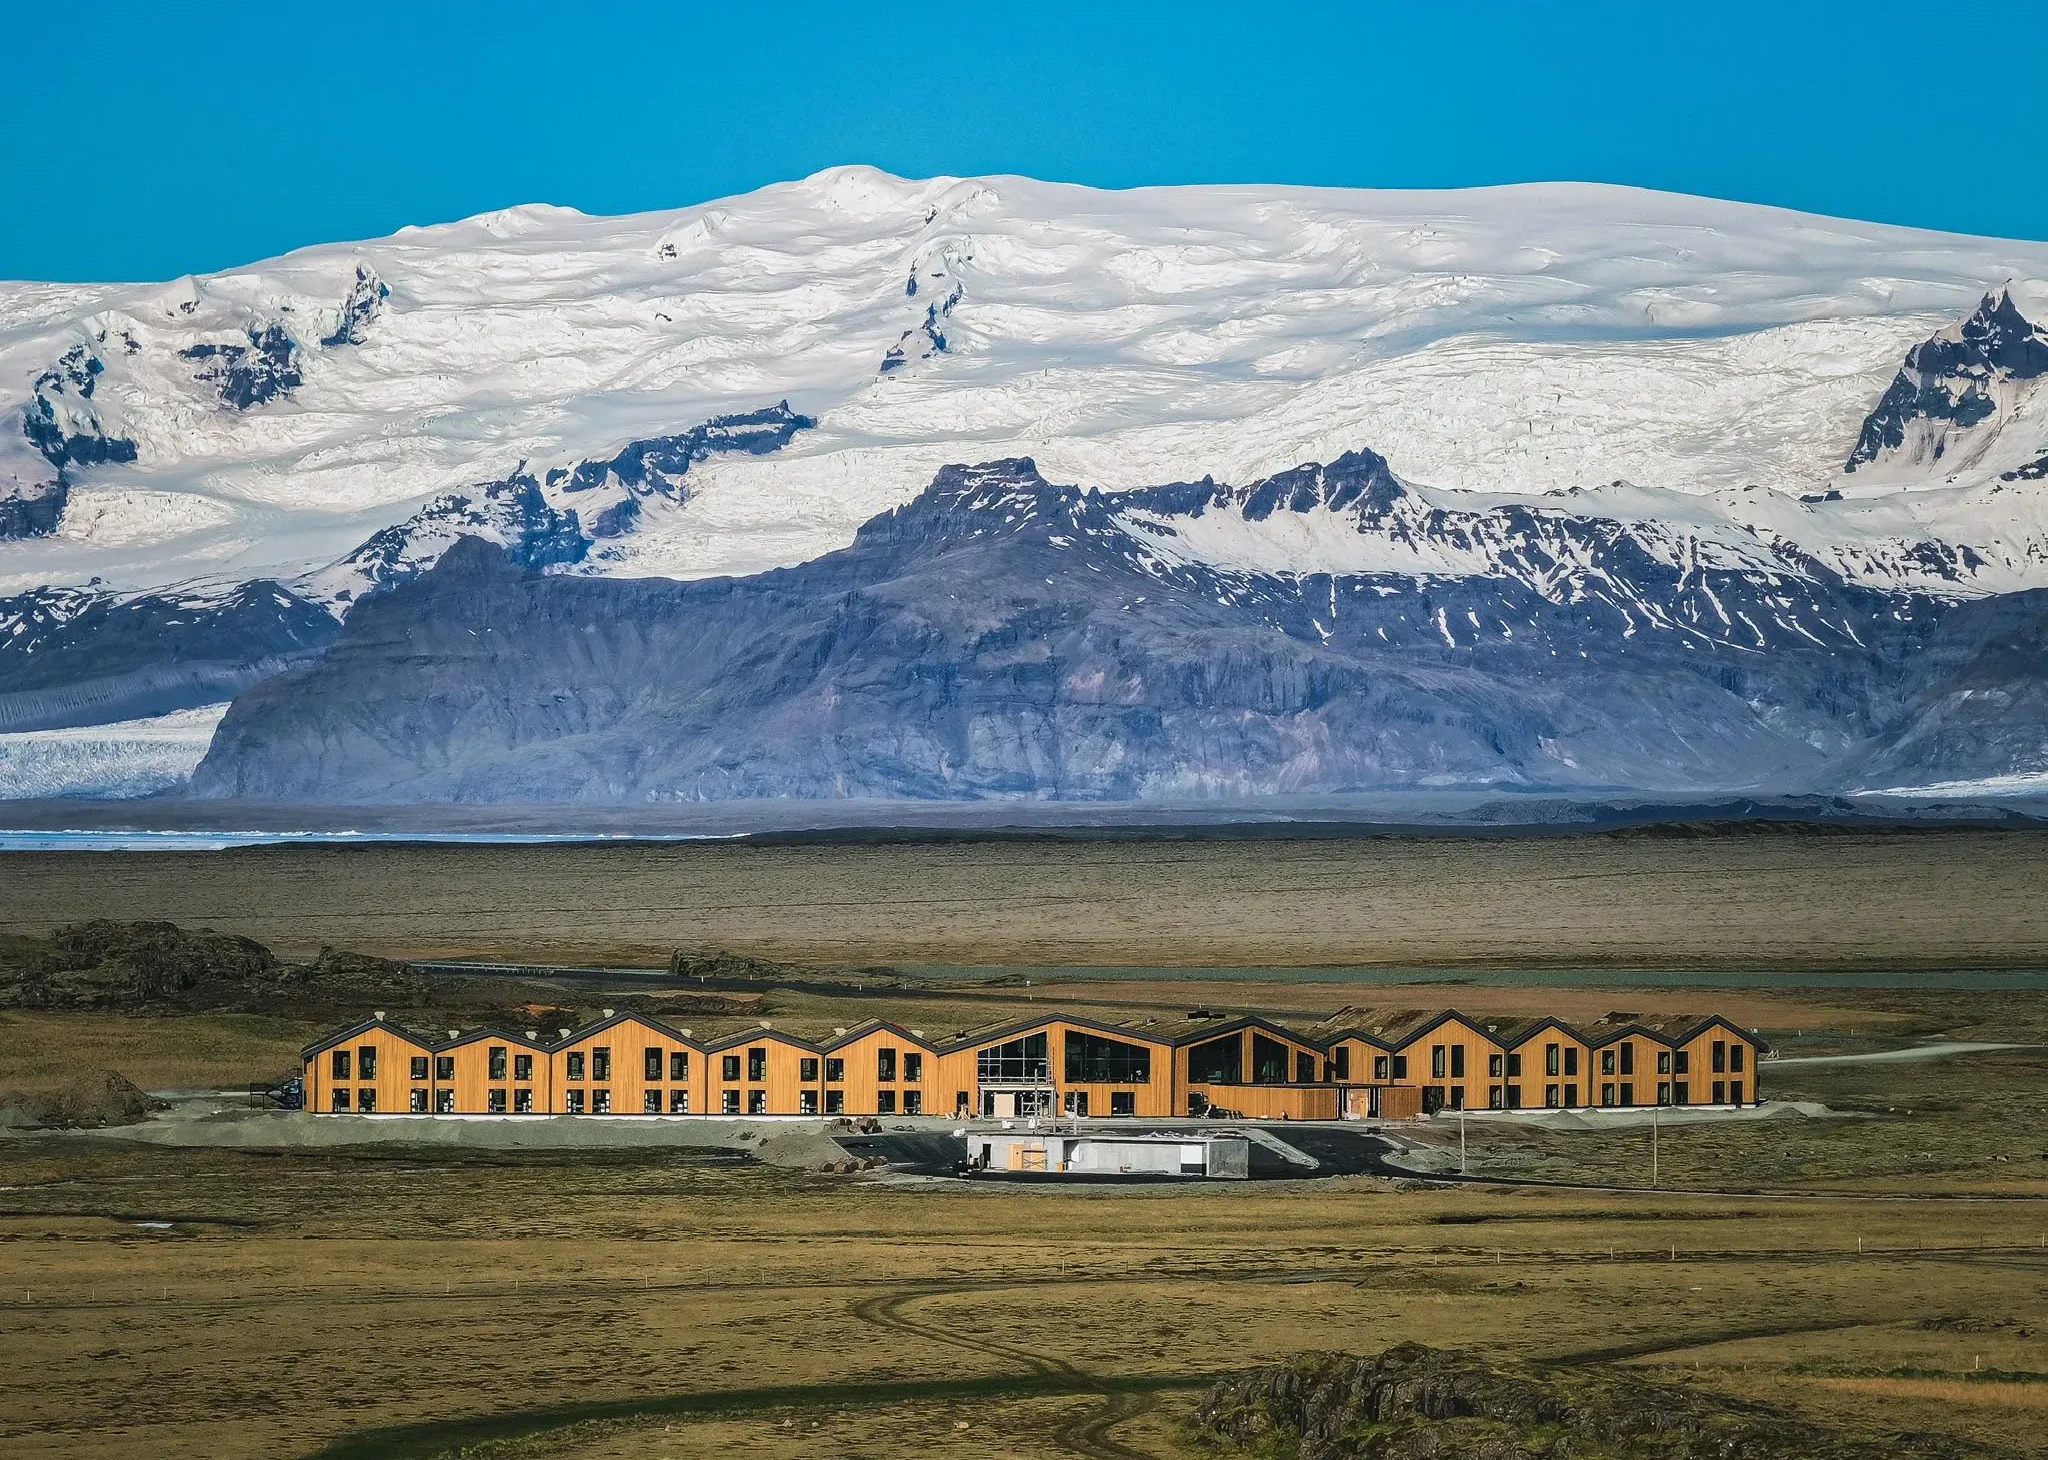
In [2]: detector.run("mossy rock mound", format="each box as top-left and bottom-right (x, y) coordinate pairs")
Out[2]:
(1192, 1343), (1981, 1460)
(0, 1069), (168, 1129)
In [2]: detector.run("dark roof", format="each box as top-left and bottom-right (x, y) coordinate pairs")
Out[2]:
(935, 1011), (1179, 1054)
(298, 1015), (436, 1061)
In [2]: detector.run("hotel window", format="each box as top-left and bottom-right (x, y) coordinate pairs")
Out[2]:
(1657, 1082), (1672, 1105)
(1505, 1084), (1522, 1108)
(721, 1054), (741, 1082)
(1712, 1040), (1727, 1073)
(331, 1087), (350, 1111)
(566, 1052), (586, 1081)
(593, 1089), (612, 1114)
(410, 1089), (428, 1112)
(800, 1058), (819, 1082)
(747, 1048), (767, 1082)
(358, 1088), (377, 1112)
(877, 1047), (897, 1082)
(1374, 1055), (1390, 1081)
(436, 1089), (455, 1113)
(331, 1049), (352, 1080)
(513, 1053), (532, 1081)
(1488, 1085), (1502, 1109)
(799, 1090), (818, 1115)
(1620, 1043), (1636, 1076)
(358, 1046), (378, 1078)
(1619, 1082), (1634, 1106)
(1450, 1086), (1465, 1110)
(877, 1090), (897, 1115)
(1545, 1043), (1560, 1077)
(1674, 1081), (1689, 1105)
(487, 1089), (506, 1113)
(904, 1052), (923, 1082)
(825, 1090), (844, 1115)
(1251, 1034), (1291, 1084)
(1601, 1049), (1616, 1076)
(1564, 1048), (1579, 1077)
(514, 1089), (533, 1113)
(1544, 1084), (1559, 1108)
(1657, 1050), (1672, 1075)
(1064, 1091), (1088, 1117)
(1110, 1091), (1135, 1116)
(669, 1090), (689, 1113)
(1450, 1046), (1465, 1079)
(592, 1047), (611, 1082)
(825, 1057), (845, 1083)
(1673, 1050), (1689, 1074)
(411, 1056), (429, 1081)
(747, 1090), (766, 1115)
(1564, 1083), (1578, 1108)
(1431, 1045), (1446, 1079)
(721, 1090), (740, 1114)
(670, 1051), (689, 1080)
(1488, 1053), (1503, 1078)
(1390, 1054), (1408, 1080)
(1712, 1080), (1727, 1103)
(1731, 1079), (1745, 1103)
(1730, 1044), (1745, 1072)
(1065, 1032), (1152, 1085)
(644, 1090), (661, 1114)
(904, 1088), (925, 1112)
(565, 1089), (585, 1114)
(645, 1047), (663, 1081)
(488, 1046), (507, 1080)
(435, 1056), (455, 1081)
(954, 1091), (971, 1115)
(1506, 1052), (1521, 1077)
(1333, 1047), (1351, 1080)
(1602, 1083), (1616, 1106)
(1296, 1051), (1316, 1083)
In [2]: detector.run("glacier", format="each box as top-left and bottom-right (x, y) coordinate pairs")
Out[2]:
(5, 166), (2048, 806)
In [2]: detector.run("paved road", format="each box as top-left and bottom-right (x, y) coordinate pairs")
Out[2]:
(833, 1123), (1404, 1181)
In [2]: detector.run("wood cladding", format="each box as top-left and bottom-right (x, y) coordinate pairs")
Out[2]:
(301, 1009), (1764, 1119)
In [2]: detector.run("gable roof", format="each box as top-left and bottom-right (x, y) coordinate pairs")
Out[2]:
(299, 1015), (436, 1061)
(819, 1018), (945, 1053)
(934, 1011), (1180, 1054)
(551, 1008), (704, 1049)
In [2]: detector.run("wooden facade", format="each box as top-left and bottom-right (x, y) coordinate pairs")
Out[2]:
(300, 1007), (1767, 1119)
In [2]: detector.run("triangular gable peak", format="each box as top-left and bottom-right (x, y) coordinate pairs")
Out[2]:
(1496, 1016), (1586, 1050)
(1668, 1014), (1771, 1053)
(820, 1018), (945, 1054)
(1319, 1026), (1395, 1052)
(440, 1026), (556, 1054)
(1379, 1010), (1498, 1052)
(299, 1014), (435, 1061)
(1169, 1013), (1325, 1052)
(936, 1011), (1169, 1055)
(701, 1024), (823, 1055)
(1583, 1018), (1681, 1050)
(551, 1009), (704, 1049)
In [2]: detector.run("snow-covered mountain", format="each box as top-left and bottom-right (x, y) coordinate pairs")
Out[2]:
(7, 166), (2048, 804)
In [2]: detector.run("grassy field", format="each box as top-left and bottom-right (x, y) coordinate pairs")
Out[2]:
(4, 830), (2047, 1456)
(0, 1131), (2043, 1460)
(5, 826), (2048, 967)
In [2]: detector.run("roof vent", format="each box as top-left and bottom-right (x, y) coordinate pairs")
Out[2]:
(834, 1027), (847, 1037)
(678, 1028), (692, 1038)
(557, 1028), (572, 1039)
(760, 1020), (773, 1029)
(525, 1030), (539, 1040)
(373, 1009), (386, 1021)
(447, 1029), (459, 1039)
(910, 1028), (924, 1038)
(602, 1008), (615, 1019)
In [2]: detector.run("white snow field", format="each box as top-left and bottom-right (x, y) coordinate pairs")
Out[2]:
(0, 703), (227, 798)
(4, 165), (2048, 601)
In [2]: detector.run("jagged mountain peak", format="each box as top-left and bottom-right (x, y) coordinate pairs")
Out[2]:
(1845, 283), (2048, 476)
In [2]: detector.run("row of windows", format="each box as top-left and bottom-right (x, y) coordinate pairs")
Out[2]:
(329, 1042), (949, 1086)
(1413, 1079), (1753, 1113)
(1344, 1037), (1749, 1084)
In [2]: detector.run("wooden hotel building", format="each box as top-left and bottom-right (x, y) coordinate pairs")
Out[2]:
(303, 1007), (1764, 1120)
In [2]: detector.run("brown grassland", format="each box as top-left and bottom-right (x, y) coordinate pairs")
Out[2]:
(2, 832), (2047, 1457)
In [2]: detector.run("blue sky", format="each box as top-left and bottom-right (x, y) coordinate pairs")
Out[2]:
(7, 1), (2046, 281)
